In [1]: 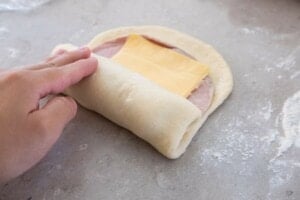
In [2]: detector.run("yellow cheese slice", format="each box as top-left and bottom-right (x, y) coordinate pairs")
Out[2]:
(112, 34), (209, 97)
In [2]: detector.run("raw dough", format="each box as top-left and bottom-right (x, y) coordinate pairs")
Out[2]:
(53, 26), (233, 159)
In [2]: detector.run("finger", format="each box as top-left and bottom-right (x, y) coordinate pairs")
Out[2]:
(41, 49), (67, 66)
(29, 96), (77, 147)
(35, 56), (98, 98)
(25, 47), (90, 70)
(47, 47), (91, 67)
(26, 49), (67, 70)
(45, 49), (66, 63)
(25, 62), (55, 71)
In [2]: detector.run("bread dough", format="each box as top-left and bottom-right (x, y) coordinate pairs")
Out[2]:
(53, 26), (233, 159)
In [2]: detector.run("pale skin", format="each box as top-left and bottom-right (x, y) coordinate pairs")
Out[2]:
(0, 47), (98, 184)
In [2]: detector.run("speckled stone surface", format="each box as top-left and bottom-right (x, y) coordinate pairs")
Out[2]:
(0, 0), (299, 199)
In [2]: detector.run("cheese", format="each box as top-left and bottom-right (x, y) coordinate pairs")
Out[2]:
(112, 34), (209, 97)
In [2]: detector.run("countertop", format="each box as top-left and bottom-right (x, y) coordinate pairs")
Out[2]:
(0, 0), (299, 199)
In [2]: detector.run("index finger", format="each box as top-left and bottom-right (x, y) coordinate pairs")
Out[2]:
(33, 56), (98, 99)
(27, 47), (91, 70)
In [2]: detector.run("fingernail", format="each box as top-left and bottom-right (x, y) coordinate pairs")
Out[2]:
(79, 47), (89, 52)
(56, 49), (66, 55)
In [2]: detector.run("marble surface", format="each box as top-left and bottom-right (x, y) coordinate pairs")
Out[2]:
(0, 0), (299, 199)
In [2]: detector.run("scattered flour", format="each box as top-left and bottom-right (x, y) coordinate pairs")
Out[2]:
(7, 47), (19, 58)
(260, 129), (278, 145)
(276, 90), (300, 157)
(0, 27), (8, 32)
(275, 53), (296, 70)
(290, 70), (300, 80)
(240, 28), (256, 35)
(266, 91), (300, 196)
(277, 75), (282, 79)
(263, 47), (298, 73)
(199, 95), (299, 195)
(53, 188), (61, 196)
(239, 27), (267, 35)
(156, 172), (172, 189)
(268, 159), (296, 188)
(261, 101), (273, 121)
(69, 29), (86, 43)
(0, 0), (51, 11)
(200, 100), (275, 166)
(0, 27), (9, 38)
(239, 26), (299, 44)
(79, 143), (88, 151)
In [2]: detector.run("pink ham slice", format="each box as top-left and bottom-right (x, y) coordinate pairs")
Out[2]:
(92, 36), (214, 112)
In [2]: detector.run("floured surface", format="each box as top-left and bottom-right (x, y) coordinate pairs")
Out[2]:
(273, 91), (300, 158)
(0, 0), (299, 200)
(0, 0), (51, 11)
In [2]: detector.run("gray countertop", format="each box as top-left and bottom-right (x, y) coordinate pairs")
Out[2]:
(0, 0), (299, 199)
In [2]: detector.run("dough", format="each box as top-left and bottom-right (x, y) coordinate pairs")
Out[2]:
(53, 26), (233, 159)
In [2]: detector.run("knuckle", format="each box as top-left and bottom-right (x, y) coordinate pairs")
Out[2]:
(33, 117), (49, 135)
(66, 51), (78, 61)
(31, 119), (54, 145)
(76, 57), (93, 67)
(4, 70), (26, 82)
(43, 68), (59, 80)
(57, 97), (77, 114)
(2, 70), (34, 88)
(45, 55), (56, 63)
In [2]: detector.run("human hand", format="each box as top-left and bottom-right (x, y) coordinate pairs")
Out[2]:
(0, 47), (98, 183)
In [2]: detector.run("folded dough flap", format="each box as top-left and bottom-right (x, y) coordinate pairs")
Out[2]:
(52, 44), (203, 159)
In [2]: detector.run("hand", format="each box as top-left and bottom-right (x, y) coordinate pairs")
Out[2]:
(0, 47), (98, 183)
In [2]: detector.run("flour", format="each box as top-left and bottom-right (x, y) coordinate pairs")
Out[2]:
(261, 101), (273, 121)
(264, 47), (298, 73)
(0, 27), (9, 42)
(239, 27), (267, 35)
(69, 29), (86, 43)
(79, 143), (88, 151)
(0, 27), (9, 36)
(276, 47), (299, 71)
(53, 188), (62, 196)
(266, 91), (300, 196)
(198, 94), (299, 194)
(156, 172), (172, 189)
(240, 28), (256, 35)
(290, 70), (300, 79)
(260, 129), (278, 145)
(0, 27), (8, 32)
(275, 53), (296, 70)
(268, 159), (294, 188)
(7, 47), (19, 58)
(0, 0), (51, 11)
(200, 101), (275, 166)
(274, 91), (300, 158)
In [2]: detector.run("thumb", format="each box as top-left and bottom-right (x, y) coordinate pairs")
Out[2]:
(29, 95), (77, 147)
